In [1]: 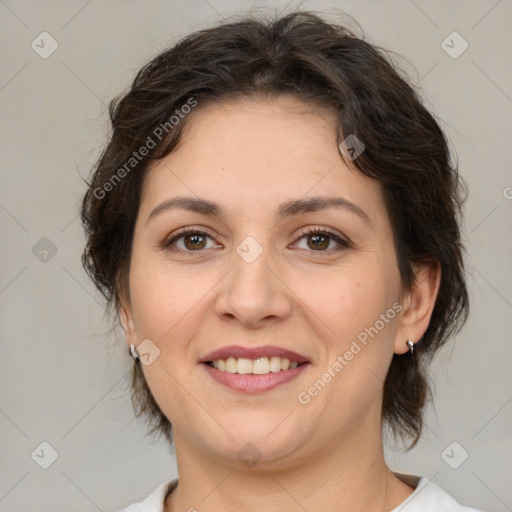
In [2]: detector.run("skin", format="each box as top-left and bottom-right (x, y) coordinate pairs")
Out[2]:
(120, 94), (441, 512)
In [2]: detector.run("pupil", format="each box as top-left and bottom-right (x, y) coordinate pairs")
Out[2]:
(186, 234), (205, 250)
(310, 234), (328, 250)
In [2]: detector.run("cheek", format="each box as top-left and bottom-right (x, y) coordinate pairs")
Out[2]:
(130, 269), (205, 426)
(304, 267), (393, 341)
(128, 256), (206, 340)
(298, 271), (398, 422)
(301, 260), (400, 395)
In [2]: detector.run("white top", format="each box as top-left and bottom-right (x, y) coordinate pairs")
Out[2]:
(117, 475), (485, 512)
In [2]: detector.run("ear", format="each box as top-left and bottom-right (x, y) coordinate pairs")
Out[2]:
(394, 260), (441, 355)
(119, 294), (137, 347)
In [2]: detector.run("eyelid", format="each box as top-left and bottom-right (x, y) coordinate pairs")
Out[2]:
(162, 225), (218, 247)
(295, 226), (350, 251)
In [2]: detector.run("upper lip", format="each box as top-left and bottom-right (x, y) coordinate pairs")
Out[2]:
(200, 345), (309, 363)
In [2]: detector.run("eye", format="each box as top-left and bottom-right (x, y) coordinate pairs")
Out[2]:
(162, 227), (220, 255)
(294, 227), (350, 253)
(162, 226), (350, 256)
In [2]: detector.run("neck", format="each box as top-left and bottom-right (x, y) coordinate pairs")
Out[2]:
(165, 414), (414, 512)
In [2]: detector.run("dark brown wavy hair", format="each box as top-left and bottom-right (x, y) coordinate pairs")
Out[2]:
(80, 10), (469, 450)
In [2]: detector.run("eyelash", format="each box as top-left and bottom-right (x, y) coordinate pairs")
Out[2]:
(162, 226), (350, 257)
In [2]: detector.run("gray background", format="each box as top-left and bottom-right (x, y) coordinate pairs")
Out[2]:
(1, 1), (511, 511)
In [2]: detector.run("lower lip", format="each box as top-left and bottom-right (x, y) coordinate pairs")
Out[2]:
(202, 363), (310, 393)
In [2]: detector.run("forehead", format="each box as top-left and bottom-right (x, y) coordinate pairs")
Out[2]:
(139, 95), (386, 225)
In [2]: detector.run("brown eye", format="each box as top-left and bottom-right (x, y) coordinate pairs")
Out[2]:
(182, 232), (207, 250)
(163, 228), (219, 255)
(307, 232), (330, 250)
(296, 228), (350, 252)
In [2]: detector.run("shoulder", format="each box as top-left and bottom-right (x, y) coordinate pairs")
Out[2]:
(391, 476), (485, 512)
(116, 476), (485, 512)
(116, 479), (178, 512)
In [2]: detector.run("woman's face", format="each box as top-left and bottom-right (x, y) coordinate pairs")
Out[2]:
(121, 95), (413, 467)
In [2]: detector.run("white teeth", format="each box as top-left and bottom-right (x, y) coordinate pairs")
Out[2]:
(226, 357), (237, 373)
(253, 357), (269, 374)
(236, 357), (253, 374)
(209, 356), (304, 374)
(269, 356), (282, 373)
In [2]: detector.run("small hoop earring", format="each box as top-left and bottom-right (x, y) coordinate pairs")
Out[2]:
(406, 339), (415, 355)
(130, 344), (140, 361)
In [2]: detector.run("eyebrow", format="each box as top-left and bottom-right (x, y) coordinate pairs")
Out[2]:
(146, 195), (372, 227)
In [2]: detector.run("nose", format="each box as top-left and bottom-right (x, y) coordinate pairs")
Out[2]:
(214, 239), (292, 328)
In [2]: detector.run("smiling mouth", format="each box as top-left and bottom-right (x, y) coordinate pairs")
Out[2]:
(204, 356), (309, 375)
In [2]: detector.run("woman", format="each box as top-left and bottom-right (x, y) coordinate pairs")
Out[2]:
(80, 11), (483, 512)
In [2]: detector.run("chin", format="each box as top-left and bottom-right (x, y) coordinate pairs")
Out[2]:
(201, 422), (308, 468)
